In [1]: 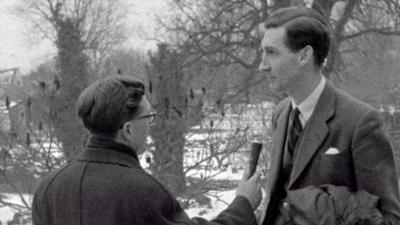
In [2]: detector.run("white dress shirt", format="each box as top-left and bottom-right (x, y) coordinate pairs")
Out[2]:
(291, 75), (326, 127)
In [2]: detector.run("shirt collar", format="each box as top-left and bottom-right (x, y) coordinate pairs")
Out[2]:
(291, 75), (326, 126)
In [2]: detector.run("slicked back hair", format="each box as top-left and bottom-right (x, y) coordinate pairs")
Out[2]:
(264, 6), (331, 67)
(76, 76), (145, 137)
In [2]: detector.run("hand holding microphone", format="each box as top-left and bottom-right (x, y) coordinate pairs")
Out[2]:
(236, 142), (263, 210)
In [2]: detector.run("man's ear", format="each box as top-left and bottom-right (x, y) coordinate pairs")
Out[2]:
(121, 122), (131, 136)
(298, 45), (314, 66)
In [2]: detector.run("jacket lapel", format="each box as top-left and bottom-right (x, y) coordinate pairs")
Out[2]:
(267, 99), (291, 195)
(289, 82), (336, 188)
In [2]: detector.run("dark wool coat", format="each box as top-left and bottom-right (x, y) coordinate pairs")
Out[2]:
(263, 81), (400, 225)
(32, 136), (257, 225)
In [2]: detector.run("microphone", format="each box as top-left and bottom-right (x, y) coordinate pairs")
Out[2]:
(249, 142), (263, 178)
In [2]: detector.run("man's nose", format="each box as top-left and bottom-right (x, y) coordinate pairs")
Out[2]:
(259, 60), (270, 72)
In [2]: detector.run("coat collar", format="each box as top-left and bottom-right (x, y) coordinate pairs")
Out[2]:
(77, 135), (142, 169)
(291, 76), (326, 127)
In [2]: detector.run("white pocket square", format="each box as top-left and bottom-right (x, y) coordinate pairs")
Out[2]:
(324, 147), (340, 155)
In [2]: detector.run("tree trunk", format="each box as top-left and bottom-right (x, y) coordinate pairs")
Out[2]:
(148, 44), (189, 195)
(152, 124), (187, 195)
(54, 18), (90, 160)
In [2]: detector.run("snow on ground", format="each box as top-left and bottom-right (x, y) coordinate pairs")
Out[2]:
(0, 193), (31, 224)
(0, 206), (17, 224)
(186, 190), (237, 220)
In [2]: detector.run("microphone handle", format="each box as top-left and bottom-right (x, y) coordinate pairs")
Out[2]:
(249, 142), (262, 178)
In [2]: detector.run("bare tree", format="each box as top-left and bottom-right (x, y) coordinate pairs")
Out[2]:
(145, 43), (273, 208)
(146, 44), (199, 195)
(101, 48), (148, 80)
(13, 0), (129, 160)
(155, 0), (291, 104)
(158, 0), (400, 95)
(312, 0), (400, 78)
(14, 0), (128, 73)
(0, 65), (66, 217)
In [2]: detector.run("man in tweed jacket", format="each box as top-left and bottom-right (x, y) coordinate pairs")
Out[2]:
(258, 6), (400, 225)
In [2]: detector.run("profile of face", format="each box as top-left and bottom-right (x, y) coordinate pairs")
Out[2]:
(259, 27), (302, 93)
(120, 96), (154, 155)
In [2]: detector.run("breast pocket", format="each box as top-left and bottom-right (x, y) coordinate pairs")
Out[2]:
(318, 148), (354, 186)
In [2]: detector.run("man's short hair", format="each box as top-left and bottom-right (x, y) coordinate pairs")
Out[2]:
(264, 6), (331, 67)
(76, 76), (145, 137)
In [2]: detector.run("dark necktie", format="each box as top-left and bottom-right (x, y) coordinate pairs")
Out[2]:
(287, 107), (303, 156)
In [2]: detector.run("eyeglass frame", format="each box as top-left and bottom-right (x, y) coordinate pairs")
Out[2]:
(119, 111), (157, 129)
(136, 111), (157, 123)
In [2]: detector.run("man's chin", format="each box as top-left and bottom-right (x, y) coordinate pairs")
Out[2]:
(268, 83), (288, 99)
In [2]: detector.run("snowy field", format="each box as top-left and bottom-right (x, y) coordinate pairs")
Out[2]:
(186, 190), (237, 219)
(0, 194), (32, 224)
(0, 206), (17, 224)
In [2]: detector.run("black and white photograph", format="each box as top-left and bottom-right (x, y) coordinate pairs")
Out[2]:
(1, 0), (400, 224)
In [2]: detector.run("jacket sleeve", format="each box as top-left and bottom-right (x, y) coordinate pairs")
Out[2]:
(351, 110), (400, 225)
(130, 174), (257, 225)
(172, 196), (258, 225)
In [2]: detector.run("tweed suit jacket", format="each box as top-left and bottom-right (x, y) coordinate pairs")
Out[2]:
(32, 137), (257, 225)
(262, 81), (400, 225)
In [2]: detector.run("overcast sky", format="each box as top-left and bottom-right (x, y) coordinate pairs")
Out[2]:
(0, 0), (168, 74)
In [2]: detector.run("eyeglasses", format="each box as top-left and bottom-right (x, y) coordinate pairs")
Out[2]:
(120, 111), (157, 129)
(136, 111), (157, 123)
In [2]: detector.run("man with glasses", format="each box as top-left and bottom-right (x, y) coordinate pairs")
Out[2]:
(32, 76), (261, 225)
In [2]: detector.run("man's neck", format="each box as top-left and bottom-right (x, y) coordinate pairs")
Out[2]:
(289, 71), (322, 105)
